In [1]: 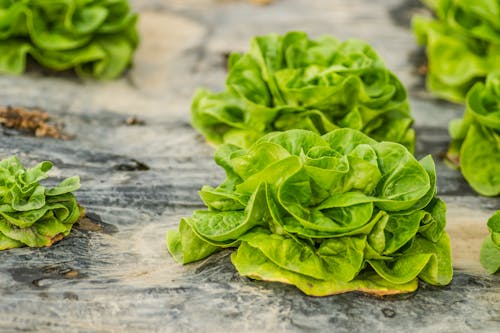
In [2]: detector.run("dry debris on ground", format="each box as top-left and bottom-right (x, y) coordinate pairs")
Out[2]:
(0, 106), (71, 140)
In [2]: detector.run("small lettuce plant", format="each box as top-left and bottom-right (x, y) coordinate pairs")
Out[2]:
(480, 211), (500, 274)
(0, 156), (83, 250)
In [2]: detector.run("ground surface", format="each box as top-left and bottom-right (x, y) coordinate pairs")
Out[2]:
(0, 0), (498, 332)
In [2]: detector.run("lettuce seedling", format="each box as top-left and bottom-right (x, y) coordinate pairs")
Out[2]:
(480, 211), (500, 274)
(192, 31), (415, 152)
(0, 156), (83, 250)
(413, 0), (500, 103)
(0, 0), (138, 79)
(448, 73), (500, 196)
(167, 128), (452, 296)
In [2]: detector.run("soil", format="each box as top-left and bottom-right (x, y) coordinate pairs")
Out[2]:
(0, 106), (71, 140)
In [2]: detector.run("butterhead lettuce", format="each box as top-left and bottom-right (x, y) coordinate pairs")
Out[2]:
(448, 73), (500, 196)
(166, 128), (452, 296)
(192, 32), (415, 152)
(0, 156), (83, 250)
(480, 211), (500, 274)
(413, 0), (500, 103)
(0, 0), (139, 79)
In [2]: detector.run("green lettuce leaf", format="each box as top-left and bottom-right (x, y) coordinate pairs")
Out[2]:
(192, 32), (415, 151)
(167, 128), (452, 295)
(369, 233), (452, 285)
(166, 219), (219, 264)
(0, 156), (83, 249)
(0, 0), (138, 79)
(231, 241), (418, 296)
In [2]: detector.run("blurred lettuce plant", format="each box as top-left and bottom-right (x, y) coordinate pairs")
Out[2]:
(448, 73), (500, 196)
(480, 211), (500, 274)
(413, 0), (500, 103)
(0, 0), (139, 79)
(192, 31), (415, 151)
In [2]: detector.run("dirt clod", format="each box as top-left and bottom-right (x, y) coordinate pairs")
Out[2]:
(125, 116), (146, 126)
(0, 106), (72, 140)
(64, 270), (79, 279)
(76, 217), (104, 232)
(250, 0), (273, 4)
